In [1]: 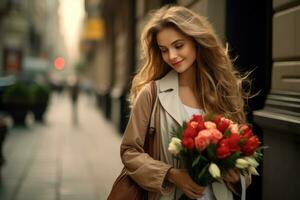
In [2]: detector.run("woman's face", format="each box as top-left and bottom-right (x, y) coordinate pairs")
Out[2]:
(156, 26), (197, 73)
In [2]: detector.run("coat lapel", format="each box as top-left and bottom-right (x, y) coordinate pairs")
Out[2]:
(157, 70), (186, 125)
(212, 181), (233, 200)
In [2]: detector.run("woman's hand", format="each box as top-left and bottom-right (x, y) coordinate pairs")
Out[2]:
(222, 168), (240, 183)
(167, 168), (204, 199)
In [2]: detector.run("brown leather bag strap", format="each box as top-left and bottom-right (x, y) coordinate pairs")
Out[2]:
(149, 81), (157, 130)
(143, 81), (157, 156)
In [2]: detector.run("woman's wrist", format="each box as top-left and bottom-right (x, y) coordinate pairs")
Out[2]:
(166, 167), (176, 184)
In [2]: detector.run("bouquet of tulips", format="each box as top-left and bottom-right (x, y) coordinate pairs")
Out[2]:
(168, 113), (263, 186)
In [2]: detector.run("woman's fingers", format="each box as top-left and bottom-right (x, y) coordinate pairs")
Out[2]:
(183, 185), (203, 199)
(185, 190), (203, 199)
(181, 180), (203, 197)
(229, 169), (240, 182)
(173, 169), (204, 198)
(223, 169), (240, 183)
(189, 181), (204, 195)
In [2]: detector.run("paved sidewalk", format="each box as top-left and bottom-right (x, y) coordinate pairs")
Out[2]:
(0, 93), (123, 200)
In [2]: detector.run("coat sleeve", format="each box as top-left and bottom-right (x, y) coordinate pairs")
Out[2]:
(120, 83), (173, 194)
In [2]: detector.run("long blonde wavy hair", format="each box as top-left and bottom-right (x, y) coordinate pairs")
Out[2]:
(130, 5), (248, 123)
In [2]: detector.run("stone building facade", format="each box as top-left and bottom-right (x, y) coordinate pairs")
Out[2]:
(254, 0), (300, 199)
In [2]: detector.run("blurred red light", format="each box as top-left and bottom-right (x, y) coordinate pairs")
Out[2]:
(54, 57), (65, 70)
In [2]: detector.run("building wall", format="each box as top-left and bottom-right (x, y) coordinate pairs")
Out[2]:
(178, 0), (225, 42)
(0, 0), (64, 76)
(254, 1), (300, 199)
(1, 6), (28, 75)
(272, 3), (300, 93)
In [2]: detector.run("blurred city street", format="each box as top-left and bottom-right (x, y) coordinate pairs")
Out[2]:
(0, 93), (123, 200)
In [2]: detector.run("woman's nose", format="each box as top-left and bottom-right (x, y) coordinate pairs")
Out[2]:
(168, 49), (178, 60)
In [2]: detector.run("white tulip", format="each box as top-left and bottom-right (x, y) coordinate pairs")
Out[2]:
(244, 157), (259, 168)
(209, 163), (221, 179)
(235, 158), (250, 169)
(248, 166), (259, 176)
(168, 137), (182, 156)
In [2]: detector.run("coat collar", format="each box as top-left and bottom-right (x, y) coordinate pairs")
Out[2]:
(156, 70), (187, 125)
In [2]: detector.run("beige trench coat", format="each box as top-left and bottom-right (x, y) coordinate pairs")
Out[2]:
(120, 70), (250, 200)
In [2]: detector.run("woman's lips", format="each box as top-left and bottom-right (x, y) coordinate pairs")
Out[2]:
(171, 60), (183, 66)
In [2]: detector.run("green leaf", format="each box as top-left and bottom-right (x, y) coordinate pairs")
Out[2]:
(204, 112), (217, 121)
(192, 155), (201, 168)
(170, 127), (177, 138)
(254, 151), (263, 161)
(223, 129), (232, 137)
(256, 146), (269, 151)
(239, 138), (246, 146)
(197, 163), (209, 180)
(181, 148), (188, 155)
(170, 122), (186, 139)
(220, 152), (241, 169)
(199, 155), (209, 163)
(171, 127), (179, 137)
(206, 144), (217, 161)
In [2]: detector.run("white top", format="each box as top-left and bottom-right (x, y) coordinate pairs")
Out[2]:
(183, 104), (205, 118)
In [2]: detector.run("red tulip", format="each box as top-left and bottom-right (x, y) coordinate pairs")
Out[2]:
(242, 136), (260, 156)
(182, 137), (195, 150)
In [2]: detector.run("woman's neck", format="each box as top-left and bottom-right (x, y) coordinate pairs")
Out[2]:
(178, 64), (197, 90)
(178, 64), (202, 109)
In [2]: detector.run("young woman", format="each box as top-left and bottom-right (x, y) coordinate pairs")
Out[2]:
(120, 5), (251, 200)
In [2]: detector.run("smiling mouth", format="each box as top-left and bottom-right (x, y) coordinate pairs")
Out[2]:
(171, 60), (183, 66)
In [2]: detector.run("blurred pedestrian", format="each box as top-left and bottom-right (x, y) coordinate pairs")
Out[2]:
(70, 78), (80, 125)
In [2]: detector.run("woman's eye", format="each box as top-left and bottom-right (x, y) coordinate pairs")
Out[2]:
(175, 44), (183, 49)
